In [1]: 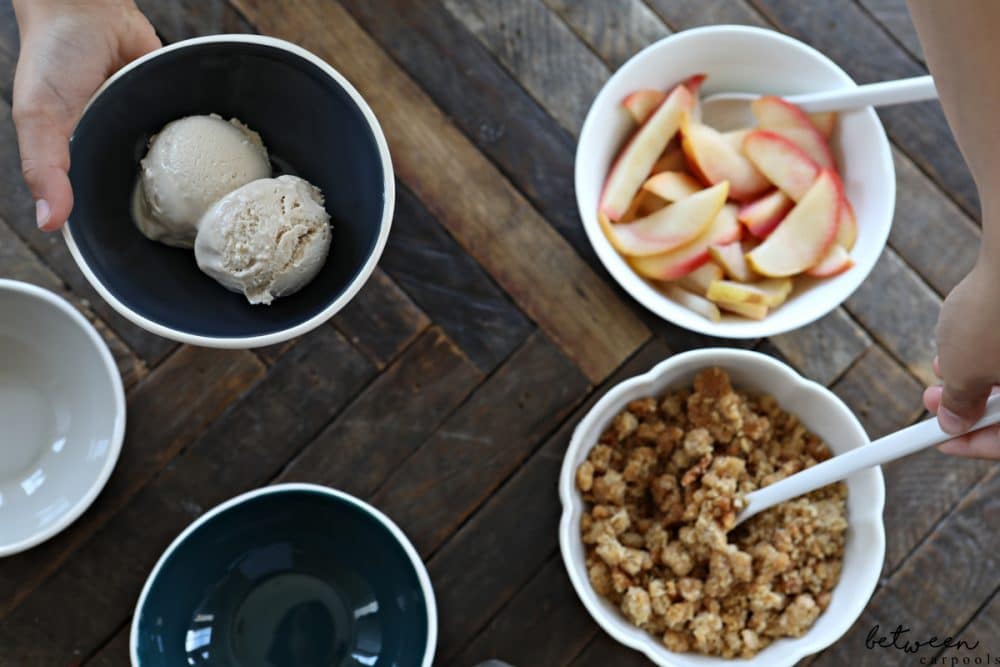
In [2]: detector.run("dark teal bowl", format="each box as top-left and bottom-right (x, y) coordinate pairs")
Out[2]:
(131, 484), (435, 666)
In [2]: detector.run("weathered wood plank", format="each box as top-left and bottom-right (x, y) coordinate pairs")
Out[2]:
(751, 0), (979, 218)
(0, 344), (265, 622)
(844, 249), (939, 387)
(543, 0), (671, 69)
(382, 184), (534, 373)
(232, 0), (650, 383)
(85, 623), (129, 666)
(856, 0), (925, 63)
(0, 326), (375, 662)
(336, 0), (587, 259)
(0, 100), (176, 365)
(889, 146), (979, 296)
(570, 631), (653, 667)
(831, 344), (924, 439)
(135, 0), (254, 41)
(431, 337), (670, 659)
(770, 308), (872, 386)
(330, 267), (430, 370)
(451, 556), (596, 666)
(276, 326), (484, 497)
(645, 0), (770, 29)
(441, 0), (610, 136)
(813, 465), (1000, 667)
(370, 331), (588, 557)
(0, 217), (147, 388)
(938, 588), (1000, 664)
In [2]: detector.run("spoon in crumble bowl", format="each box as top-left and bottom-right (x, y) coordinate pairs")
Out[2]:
(734, 393), (1000, 526)
(700, 74), (937, 130)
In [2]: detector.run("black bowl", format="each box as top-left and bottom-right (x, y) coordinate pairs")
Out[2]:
(65, 36), (393, 347)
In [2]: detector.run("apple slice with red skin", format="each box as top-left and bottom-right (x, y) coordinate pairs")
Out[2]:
(738, 189), (794, 239)
(746, 170), (842, 277)
(651, 143), (686, 175)
(601, 182), (728, 256)
(751, 96), (835, 168)
(642, 171), (702, 202)
(601, 84), (695, 220)
(680, 114), (770, 201)
(665, 285), (721, 322)
(631, 203), (742, 280)
(836, 196), (858, 250)
(708, 242), (756, 282)
(721, 128), (752, 152)
(809, 111), (837, 139)
(807, 243), (854, 277)
(677, 261), (724, 295)
(716, 299), (768, 320)
(622, 74), (706, 124)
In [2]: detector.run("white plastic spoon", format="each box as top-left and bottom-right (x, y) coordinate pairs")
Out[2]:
(700, 74), (937, 130)
(735, 393), (1000, 526)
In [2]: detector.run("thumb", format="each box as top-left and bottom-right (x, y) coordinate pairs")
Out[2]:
(12, 108), (73, 232)
(939, 379), (991, 435)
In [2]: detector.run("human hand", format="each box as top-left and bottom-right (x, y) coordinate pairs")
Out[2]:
(924, 260), (1000, 458)
(12, 0), (159, 231)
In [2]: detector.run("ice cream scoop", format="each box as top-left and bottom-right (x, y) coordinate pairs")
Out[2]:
(194, 175), (332, 305)
(132, 114), (271, 247)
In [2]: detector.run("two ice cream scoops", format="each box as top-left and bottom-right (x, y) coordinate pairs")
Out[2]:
(132, 114), (331, 304)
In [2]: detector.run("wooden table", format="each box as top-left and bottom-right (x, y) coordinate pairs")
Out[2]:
(0, 1), (995, 665)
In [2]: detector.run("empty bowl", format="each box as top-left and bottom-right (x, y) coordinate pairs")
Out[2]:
(558, 348), (886, 666)
(132, 483), (436, 666)
(575, 25), (895, 338)
(0, 279), (125, 557)
(65, 35), (394, 348)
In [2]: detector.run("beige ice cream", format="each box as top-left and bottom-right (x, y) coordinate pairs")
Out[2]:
(194, 175), (332, 305)
(132, 114), (271, 247)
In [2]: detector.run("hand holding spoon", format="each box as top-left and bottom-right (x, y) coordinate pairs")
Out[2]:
(735, 393), (1000, 526)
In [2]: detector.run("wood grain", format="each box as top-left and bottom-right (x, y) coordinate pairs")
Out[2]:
(85, 624), (129, 666)
(232, 0), (650, 383)
(845, 249), (939, 387)
(0, 345), (265, 621)
(571, 631), (654, 667)
(0, 327), (374, 662)
(134, 0), (254, 41)
(370, 331), (587, 557)
(770, 308), (872, 386)
(938, 587), (1000, 664)
(441, 0), (610, 136)
(330, 267), (430, 370)
(451, 556), (596, 666)
(646, 0), (770, 29)
(856, 0), (925, 63)
(431, 338), (670, 660)
(381, 184), (534, 373)
(543, 0), (671, 69)
(831, 344), (924, 439)
(276, 326), (484, 498)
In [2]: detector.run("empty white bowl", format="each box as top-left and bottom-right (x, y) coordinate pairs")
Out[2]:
(558, 348), (885, 666)
(0, 280), (125, 556)
(575, 26), (895, 338)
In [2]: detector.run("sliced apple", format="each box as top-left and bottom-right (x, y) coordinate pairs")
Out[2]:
(746, 170), (842, 277)
(743, 130), (820, 200)
(721, 128), (752, 152)
(807, 244), (854, 277)
(738, 190), (794, 239)
(708, 242), (756, 282)
(623, 89), (666, 125)
(716, 299), (768, 320)
(677, 261), (724, 295)
(754, 278), (794, 307)
(602, 182), (728, 256)
(706, 277), (792, 308)
(836, 197), (858, 250)
(642, 171), (702, 202)
(631, 203), (741, 280)
(751, 96), (834, 168)
(680, 113), (770, 201)
(651, 143), (686, 174)
(601, 84), (695, 220)
(809, 111), (837, 139)
(684, 73), (707, 123)
(665, 285), (721, 322)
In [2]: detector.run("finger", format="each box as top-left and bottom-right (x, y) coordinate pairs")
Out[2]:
(11, 109), (73, 231)
(937, 424), (1000, 460)
(939, 381), (992, 435)
(933, 356), (941, 378)
(924, 384), (942, 414)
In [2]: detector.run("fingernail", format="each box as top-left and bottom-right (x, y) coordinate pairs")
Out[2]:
(35, 199), (50, 229)
(938, 406), (969, 435)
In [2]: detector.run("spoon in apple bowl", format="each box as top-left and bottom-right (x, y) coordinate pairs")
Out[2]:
(734, 393), (1000, 527)
(700, 74), (937, 131)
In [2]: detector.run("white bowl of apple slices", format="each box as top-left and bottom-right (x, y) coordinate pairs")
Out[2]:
(577, 25), (895, 337)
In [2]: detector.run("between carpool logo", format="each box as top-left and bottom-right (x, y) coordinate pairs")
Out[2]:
(866, 623), (989, 663)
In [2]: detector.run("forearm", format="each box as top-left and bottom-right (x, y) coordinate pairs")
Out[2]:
(909, 0), (1000, 262)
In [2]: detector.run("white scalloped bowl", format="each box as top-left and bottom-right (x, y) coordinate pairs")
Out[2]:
(559, 348), (885, 666)
(575, 25), (895, 338)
